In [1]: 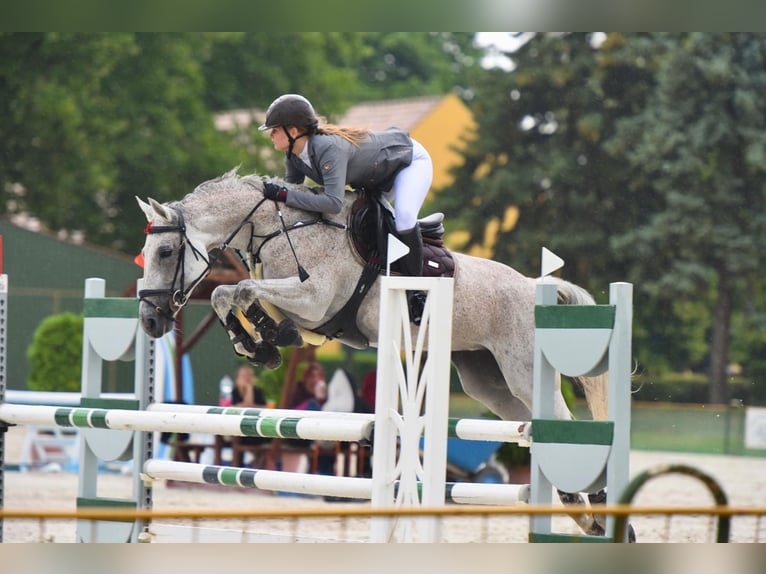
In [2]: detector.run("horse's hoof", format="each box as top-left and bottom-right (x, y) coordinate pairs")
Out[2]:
(587, 490), (607, 505)
(588, 489), (608, 535)
(407, 290), (426, 325)
(247, 341), (282, 370)
(275, 320), (303, 347)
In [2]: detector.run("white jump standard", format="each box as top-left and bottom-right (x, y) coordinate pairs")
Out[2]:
(528, 279), (633, 542)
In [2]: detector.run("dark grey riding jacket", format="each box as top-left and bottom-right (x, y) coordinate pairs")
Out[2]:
(283, 128), (413, 215)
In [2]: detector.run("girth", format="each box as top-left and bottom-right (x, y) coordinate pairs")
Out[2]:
(311, 193), (455, 348)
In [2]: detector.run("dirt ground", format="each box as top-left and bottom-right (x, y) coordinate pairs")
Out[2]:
(2, 425), (765, 543)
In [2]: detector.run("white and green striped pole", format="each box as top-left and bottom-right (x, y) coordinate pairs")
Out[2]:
(0, 403), (374, 442)
(143, 459), (529, 505)
(147, 403), (531, 444)
(0, 269), (7, 543)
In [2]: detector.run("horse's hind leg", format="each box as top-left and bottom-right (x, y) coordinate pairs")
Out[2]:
(556, 490), (606, 536)
(453, 350), (605, 536)
(451, 350), (531, 420)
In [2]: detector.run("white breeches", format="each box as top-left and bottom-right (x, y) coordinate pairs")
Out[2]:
(385, 139), (433, 231)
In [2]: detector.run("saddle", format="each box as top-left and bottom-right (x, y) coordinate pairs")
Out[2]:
(312, 193), (455, 349)
(348, 192), (455, 278)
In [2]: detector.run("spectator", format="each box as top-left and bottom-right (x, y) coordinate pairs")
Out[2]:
(288, 361), (327, 411)
(359, 370), (377, 413)
(231, 364), (270, 450)
(232, 363), (268, 408)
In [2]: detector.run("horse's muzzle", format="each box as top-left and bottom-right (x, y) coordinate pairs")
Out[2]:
(139, 300), (175, 338)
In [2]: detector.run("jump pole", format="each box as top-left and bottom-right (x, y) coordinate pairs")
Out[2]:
(0, 403), (374, 443)
(0, 254), (6, 543)
(142, 459), (529, 505)
(146, 402), (531, 444)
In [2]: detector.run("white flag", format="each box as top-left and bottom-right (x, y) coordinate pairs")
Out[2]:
(540, 246), (564, 278)
(386, 234), (410, 276)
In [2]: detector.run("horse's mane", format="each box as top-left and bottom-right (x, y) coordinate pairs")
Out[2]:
(183, 167), (257, 203)
(177, 167), (356, 213)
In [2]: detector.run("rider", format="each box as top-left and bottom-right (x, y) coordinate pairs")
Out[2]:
(258, 93), (434, 322)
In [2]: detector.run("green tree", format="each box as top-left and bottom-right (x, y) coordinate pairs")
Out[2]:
(0, 33), (237, 254)
(200, 33), (364, 114)
(435, 32), (766, 402)
(350, 33), (482, 101)
(27, 312), (83, 392)
(609, 33), (766, 403)
(2, 33), (486, 255)
(436, 33), (655, 287)
(1, 33), (135, 234)
(98, 33), (236, 253)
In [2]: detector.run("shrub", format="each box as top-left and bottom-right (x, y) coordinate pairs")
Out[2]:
(26, 313), (83, 392)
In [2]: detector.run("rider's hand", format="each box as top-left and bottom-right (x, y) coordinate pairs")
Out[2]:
(263, 181), (288, 202)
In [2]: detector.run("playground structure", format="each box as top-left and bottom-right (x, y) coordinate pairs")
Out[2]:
(0, 249), (636, 542)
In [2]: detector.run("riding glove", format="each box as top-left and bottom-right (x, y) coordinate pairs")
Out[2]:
(263, 182), (288, 202)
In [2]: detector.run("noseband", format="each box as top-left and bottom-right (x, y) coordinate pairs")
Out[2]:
(137, 209), (212, 320)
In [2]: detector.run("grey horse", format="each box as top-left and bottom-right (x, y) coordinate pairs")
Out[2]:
(136, 168), (611, 536)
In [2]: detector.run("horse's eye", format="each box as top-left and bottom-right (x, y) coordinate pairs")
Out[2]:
(158, 247), (173, 259)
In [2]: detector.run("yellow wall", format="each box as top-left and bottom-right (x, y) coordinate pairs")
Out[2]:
(411, 94), (476, 191)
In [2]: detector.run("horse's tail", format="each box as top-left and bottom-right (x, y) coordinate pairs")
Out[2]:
(551, 278), (609, 421)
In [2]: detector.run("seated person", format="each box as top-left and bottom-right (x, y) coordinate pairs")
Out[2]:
(232, 364), (271, 448)
(288, 361), (327, 411)
(232, 363), (268, 408)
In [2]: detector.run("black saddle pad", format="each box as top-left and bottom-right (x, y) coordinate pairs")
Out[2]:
(349, 193), (454, 278)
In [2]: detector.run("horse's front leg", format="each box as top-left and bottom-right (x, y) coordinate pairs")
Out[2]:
(210, 284), (283, 369)
(230, 277), (333, 323)
(241, 299), (303, 347)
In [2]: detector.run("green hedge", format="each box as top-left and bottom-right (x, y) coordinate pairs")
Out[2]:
(26, 312), (84, 392)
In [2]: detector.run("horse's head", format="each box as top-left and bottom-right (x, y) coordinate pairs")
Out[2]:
(135, 196), (212, 338)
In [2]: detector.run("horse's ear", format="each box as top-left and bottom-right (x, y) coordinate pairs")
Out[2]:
(136, 196), (154, 222)
(148, 197), (173, 223)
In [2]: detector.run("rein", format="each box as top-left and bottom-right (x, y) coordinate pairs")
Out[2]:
(139, 185), (346, 320)
(138, 198), (268, 320)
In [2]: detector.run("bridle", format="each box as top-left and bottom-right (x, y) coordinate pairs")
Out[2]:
(137, 208), (218, 320)
(138, 183), (343, 320)
(138, 197), (274, 319)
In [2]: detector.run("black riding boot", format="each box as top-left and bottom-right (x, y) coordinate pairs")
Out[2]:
(397, 224), (426, 325)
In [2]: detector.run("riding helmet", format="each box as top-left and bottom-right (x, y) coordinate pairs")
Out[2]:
(258, 94), (319, 132)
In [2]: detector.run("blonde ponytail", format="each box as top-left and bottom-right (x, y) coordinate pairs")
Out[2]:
(316, 122), (370, 145)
